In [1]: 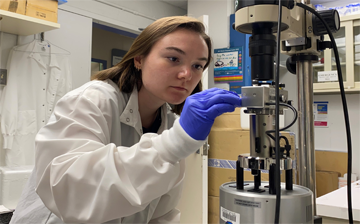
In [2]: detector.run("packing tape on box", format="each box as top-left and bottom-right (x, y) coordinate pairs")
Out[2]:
(208, 158), (273, 174)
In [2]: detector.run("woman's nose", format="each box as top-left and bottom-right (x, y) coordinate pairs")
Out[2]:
(178, 66), (192, 81)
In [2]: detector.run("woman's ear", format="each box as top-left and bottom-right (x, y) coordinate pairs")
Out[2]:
(134, 56), (143, 71)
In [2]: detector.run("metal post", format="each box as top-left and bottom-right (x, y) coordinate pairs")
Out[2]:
(297, 59), (317, 214)
(236, 160), (244, 190)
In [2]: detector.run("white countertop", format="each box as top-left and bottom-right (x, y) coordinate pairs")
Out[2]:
(316, 180), (360, 221)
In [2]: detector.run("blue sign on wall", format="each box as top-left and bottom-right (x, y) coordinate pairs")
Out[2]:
(214, 47), (244, 84)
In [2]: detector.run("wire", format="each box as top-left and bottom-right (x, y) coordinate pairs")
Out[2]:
(266, 102), (298, 142)
(296, 3), (353, 224)
(274, 0), (283, 223)
(279, 136), (289, 146)
(266, 102), (298, 133)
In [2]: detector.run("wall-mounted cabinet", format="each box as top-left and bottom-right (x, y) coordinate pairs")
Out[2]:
(313, 14), (360, 93)
(0, 9), (60, 36)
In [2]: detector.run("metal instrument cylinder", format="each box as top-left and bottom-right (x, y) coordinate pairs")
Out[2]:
(219, 182), (314, 224)
(250, 115), (276, 158)
(297, 59), (317, 213)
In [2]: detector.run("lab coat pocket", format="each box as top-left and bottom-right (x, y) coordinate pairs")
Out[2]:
(17, 110), (37, 135)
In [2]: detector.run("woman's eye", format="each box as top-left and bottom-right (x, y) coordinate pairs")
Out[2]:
(168, 57), (178, 62)
(194, 64), (204, 70)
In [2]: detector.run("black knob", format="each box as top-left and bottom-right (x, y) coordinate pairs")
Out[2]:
(286, 57), (296, 74)
(312, 9), (340, 36)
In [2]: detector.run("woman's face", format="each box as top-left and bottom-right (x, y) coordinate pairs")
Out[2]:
(137, 28), (209, 105)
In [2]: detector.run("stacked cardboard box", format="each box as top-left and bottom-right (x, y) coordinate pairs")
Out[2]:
(0, 0), (58, 22)
(315, 150), (346, 197)
(316, 170), (340, 197)
(208, 108), (296, 223)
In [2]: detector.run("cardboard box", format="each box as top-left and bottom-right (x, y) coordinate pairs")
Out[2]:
(212, 108), (241, 129)
(316, 170), (340, 197)
(25, 0), (58, 23)
(208, 128), (250, 160)
(0, 0), (26, 14)
(315, 151), (347, 176)
(208, 128), (296, 197)
(209, 196), (220, 224)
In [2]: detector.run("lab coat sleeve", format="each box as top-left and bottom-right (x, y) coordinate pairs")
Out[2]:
(149, 209), (181, 224)
(35, 87), (204, 223)
(149, 171), (185, 223)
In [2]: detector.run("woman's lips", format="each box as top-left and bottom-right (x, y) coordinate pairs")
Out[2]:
(172, 86), (187, 91)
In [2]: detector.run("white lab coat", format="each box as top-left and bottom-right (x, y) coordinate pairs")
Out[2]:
(10, 79), (204, 224)
(0, 40), (72, 166)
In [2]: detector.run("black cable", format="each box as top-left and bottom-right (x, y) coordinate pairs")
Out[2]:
(296, 3), (353, 224)
(268, 135), (290, 148)
(279, 136), (289, 146)
(266, 102), (298, 133)
(274, 0), (283, 223)
(266, 102), (298, 142)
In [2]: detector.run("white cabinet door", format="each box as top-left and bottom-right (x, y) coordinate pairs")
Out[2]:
(176, 15), (209, 224)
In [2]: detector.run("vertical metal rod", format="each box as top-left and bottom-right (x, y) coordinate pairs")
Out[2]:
(286, 169), (293, 190)
(236, 160), (244, 190)
(269, 164), (276, 195)
(297, 59), (317, 214)
(253, 170), (261, 189)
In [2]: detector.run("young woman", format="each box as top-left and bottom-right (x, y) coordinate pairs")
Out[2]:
(10, 16), (241, 224)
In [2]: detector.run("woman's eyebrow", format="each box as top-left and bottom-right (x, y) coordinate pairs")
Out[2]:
(165, 47), (208, 62)
(165, 47), (186, 55)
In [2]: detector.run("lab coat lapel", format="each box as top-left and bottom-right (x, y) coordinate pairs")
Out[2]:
(119, 87), (170, 136)
(120, 87), (142, 136)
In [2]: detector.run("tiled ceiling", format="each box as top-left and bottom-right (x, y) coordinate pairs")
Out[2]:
(160, 0), (187, 10)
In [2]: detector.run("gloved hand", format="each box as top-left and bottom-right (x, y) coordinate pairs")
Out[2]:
(179, 88), (242, 140)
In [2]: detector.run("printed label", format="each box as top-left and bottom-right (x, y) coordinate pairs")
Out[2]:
(234, 199), (261, 208)
(8, 1), (19, 12)
(318, 71), (338, 82)
(221, 207), (240, 224)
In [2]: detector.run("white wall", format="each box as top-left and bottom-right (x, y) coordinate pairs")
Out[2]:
(92, 27), (135, 69)
(314, 94), (360, 178)
(44, 10), (93, 89)
(60, 0), (186, 36)
(188, 0), (235, 90)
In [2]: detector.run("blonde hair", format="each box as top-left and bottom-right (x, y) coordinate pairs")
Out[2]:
(91, 16), (212, 115)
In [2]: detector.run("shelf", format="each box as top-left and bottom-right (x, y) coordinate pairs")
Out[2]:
(313, 62), (347, 68)
(355, 42), (360, 46)
(0, 9), (60, 36)
(313, 63), (324, 67)
(355, 61), (360, 66)
(331, 62), (346, 66)
(314, 88), (360, 94)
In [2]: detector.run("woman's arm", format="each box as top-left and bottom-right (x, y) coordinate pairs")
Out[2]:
(35, 85), (204, 223)
(148, 167), (185, 223)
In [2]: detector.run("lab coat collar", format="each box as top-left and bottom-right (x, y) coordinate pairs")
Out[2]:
(28, 40), (61, 70)
(120, 87), (169, 136)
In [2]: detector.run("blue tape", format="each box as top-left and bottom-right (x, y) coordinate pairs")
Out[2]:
(57, 0), (68, 5)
